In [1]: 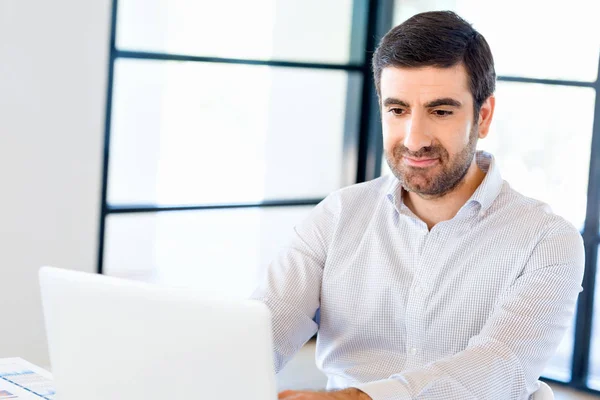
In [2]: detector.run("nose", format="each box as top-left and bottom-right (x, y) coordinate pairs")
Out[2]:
(403, 113), (432, 152)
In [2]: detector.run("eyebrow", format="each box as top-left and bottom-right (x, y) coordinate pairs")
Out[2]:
(383, 98), (410, 108)
(424, 98), (463, 108)
(382, 97), (463, 108)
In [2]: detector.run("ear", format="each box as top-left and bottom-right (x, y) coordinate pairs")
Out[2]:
(477, 95), (495, 139)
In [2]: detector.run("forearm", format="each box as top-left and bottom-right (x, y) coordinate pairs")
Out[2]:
(355, 259), (583, 400)
(353, 339), (522, 400)
(257, 296), (319, 372)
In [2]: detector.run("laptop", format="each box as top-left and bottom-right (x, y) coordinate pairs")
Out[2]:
(39, 266), (277, 400)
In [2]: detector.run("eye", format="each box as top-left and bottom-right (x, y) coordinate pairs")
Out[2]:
(433, 110), (453, 117)
(389, 108), (405, 116)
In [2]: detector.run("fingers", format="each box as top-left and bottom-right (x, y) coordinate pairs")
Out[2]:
(279, 390), (300, 399)
(278, 389), (325, 399)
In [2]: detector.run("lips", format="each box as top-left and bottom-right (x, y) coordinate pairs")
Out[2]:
(403, 157), (439, 168)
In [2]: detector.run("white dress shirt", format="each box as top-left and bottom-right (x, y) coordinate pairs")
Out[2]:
(251, 151), (584, 400)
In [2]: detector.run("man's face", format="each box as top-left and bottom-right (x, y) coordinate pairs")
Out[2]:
(380, 63), (486, 198)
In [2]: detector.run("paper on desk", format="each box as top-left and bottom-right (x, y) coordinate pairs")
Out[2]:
(0, 359), (55, 399)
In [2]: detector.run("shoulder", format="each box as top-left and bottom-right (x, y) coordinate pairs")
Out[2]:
(495, 183), (584, 268)
(496, 183), (579, 235)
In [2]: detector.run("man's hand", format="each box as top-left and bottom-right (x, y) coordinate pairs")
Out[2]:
(278, 388), (371, 400)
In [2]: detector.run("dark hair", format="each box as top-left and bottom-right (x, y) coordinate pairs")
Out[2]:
(372, 11), (496, 115)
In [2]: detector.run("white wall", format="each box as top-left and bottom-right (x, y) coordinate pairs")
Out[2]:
(0, 0), (111, 366)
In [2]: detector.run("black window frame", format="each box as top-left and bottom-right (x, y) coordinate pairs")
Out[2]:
(98, 0), (394, 274)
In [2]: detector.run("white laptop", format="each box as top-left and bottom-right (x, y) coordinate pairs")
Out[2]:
(39, 266), (277, 400)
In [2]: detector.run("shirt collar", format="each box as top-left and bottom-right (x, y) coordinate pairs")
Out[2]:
(386, 150), (503, 216)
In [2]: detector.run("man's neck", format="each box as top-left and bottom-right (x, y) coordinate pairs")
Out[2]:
(403, 158), (486, 230)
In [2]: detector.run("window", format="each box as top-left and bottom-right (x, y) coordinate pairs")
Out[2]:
(588, 249), (600, 389)
(99, 0), (391, 304)
(104, 207), (314, 298)
(108, 59), (358, 204)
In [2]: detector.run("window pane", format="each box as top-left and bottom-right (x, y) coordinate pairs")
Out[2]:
(117, 0), (361, 64)
(588, 247), (600, 389)
(478, 82), (595, 230)
(108, 59), (360, 204)
(103, 206), (314, 298)
(393, 0), (600, 81)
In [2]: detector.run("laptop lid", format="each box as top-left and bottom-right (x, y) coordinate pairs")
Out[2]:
(39, 266), (277, 400)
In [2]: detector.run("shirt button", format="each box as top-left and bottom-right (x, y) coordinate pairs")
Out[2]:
(410, 347), (418, 355)
(414, 285), (422, 294)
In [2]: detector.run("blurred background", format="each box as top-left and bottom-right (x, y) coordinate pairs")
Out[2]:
(1, 0), (599, 397)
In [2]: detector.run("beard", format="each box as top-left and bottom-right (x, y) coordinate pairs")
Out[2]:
(385, 125), (479, 198)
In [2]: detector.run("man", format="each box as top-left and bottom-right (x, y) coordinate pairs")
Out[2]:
(252, 11), (584, 400)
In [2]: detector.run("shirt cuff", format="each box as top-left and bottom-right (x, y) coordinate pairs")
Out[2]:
(351, 379), (411, 400)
